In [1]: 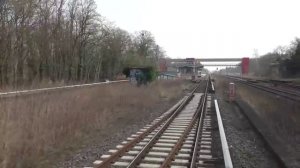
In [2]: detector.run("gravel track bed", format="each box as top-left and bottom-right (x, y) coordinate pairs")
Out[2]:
(215, 84), (281, 167)
(210, 97), (224, 168)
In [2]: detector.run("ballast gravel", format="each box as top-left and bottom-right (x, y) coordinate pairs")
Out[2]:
(215, 81), (281, 168)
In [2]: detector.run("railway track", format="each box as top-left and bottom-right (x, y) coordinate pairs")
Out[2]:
(0, 80), (128, 98)
(86, 78), (232, 168)
(225, 75), (300, 102)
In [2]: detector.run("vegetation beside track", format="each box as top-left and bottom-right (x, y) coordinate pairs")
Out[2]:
(215, 76), (300, 167)
(0, 0), (165, 90)
(0, 80), (194, 168)
(220, 38), (300, 78)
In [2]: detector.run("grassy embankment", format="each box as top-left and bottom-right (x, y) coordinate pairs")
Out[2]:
(0, 80), (193, 168)
(215, 76), (300, 152)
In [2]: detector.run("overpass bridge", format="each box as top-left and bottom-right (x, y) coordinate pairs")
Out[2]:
(200, 64), (241, 66)
(170, 58), (242, 62)
(167, 58), (243, 68)
(159, 57), (249, 78)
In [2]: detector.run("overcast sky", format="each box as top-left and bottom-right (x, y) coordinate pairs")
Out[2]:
(95, 0), (300, 61)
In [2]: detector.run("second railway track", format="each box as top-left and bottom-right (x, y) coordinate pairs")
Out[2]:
(225, 75), (300, 102)
(86, 78), (232, 168)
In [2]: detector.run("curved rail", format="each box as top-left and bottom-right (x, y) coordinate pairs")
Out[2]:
(190, 78), (233, 168)
(89, 78), (233, 168)
(0, 80), (128, 97)
(94, 83), (202, 168)
(126, 95), (194, 168)
(162, 80), (209, 168)
(225, 75), (300, 102)
(190, 80), (209, 167)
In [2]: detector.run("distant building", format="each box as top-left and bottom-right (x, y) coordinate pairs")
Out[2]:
(159, 58), (203, 79)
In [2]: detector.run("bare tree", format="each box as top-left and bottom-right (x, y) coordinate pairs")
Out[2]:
(0, 0), (166, 89)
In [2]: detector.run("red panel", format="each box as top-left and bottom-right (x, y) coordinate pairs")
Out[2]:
(241, 57), (250, 75)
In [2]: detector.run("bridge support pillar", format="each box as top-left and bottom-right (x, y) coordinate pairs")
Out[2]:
(241, 57), (250, 75)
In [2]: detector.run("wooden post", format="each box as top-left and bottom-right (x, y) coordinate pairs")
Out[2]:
(229, 82), (236, 102)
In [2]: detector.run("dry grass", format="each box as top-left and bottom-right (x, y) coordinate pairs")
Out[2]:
(0, 80), (191, 168)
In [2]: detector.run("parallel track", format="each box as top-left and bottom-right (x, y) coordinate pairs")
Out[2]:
(0, 80), (128, 98)
(86, 78), (232, 168)
(225, 75), (300, 102)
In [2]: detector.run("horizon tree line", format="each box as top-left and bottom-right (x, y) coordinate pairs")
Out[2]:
(0, 0), (166, 89)
(220, 38), (300, 78)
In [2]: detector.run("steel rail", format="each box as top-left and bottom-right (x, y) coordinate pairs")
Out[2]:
(211, 81), (215, 92)
(160, 79), (209, 168)
(283, 83), (300, 90)
(126, 83), (202, 168)
(95, 83), (201, 168)
(258, 83), (300, 97)
(242, 77), (300, 97)
(214, 99), (233, 168)
(241, 81), (300, 101)
(226, 75), (300, 96)
(95, 97), (186, 168)
(126, 99), (190, 168)
(0, 80), (128, 97)
(227, 75), (300, 91)
(226, 75), (300, 102)
(189, 79), (209, 168)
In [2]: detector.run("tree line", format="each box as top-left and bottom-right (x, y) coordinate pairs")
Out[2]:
(0, 0), (165, 88)
(221, 38), (300, 78)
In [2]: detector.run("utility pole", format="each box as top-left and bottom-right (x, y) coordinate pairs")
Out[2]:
(193, 60), (196, 75)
